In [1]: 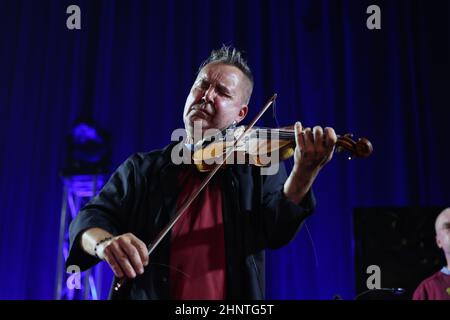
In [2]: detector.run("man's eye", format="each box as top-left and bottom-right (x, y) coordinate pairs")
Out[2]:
(199, 82), (209, 89)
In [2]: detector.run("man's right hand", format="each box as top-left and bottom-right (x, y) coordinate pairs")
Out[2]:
(81, 229), (149, 279)
(97, 233), (149, 279)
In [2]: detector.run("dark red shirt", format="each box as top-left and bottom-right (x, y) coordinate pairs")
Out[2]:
(413, 269), (450, 300)
(169, 167), (226, 299)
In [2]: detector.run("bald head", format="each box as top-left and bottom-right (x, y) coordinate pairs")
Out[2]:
(435, 208), (450, 234)
(435, 208), (450, 264)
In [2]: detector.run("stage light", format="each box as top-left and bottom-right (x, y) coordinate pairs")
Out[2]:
(63, 119), (110, 175)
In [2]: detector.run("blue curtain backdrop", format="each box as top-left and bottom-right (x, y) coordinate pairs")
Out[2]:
(0, 0), (449, 299)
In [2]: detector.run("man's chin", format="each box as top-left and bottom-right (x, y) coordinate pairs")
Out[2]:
(189, 118), (209, 128)
(186, 119), (206, 134)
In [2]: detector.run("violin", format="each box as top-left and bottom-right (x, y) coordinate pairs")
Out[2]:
(192, 125), (373, 172)
(113, 93), (373, 291)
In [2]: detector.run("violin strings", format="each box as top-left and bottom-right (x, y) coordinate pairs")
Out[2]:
(253, 128), (295, 140)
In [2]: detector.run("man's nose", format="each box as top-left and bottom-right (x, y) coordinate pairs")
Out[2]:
(201, 86), (215, 105)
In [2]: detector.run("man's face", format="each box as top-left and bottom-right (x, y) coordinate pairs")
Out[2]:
(436, 209), (450, 255)
(183, 63), (249, 139)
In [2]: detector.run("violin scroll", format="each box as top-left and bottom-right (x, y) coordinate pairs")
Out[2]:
(335, 133), (373, 158)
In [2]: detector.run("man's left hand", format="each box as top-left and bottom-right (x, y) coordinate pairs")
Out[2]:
(283, 122), (337, 203)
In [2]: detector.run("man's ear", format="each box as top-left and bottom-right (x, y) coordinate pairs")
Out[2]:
(237, 105), (248, 122)
(436, 235), (442, 249)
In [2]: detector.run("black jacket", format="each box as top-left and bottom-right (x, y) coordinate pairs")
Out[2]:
(66, 142), (316, 299)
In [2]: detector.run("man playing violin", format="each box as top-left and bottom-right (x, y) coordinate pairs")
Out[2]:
(66, 45), (337, 299)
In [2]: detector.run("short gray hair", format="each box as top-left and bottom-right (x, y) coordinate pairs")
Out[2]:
(198, 45), (254, 103)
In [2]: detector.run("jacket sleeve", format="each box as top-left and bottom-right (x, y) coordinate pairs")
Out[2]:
(65, 154), (141, 271)
(259, 163), (316, 249)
